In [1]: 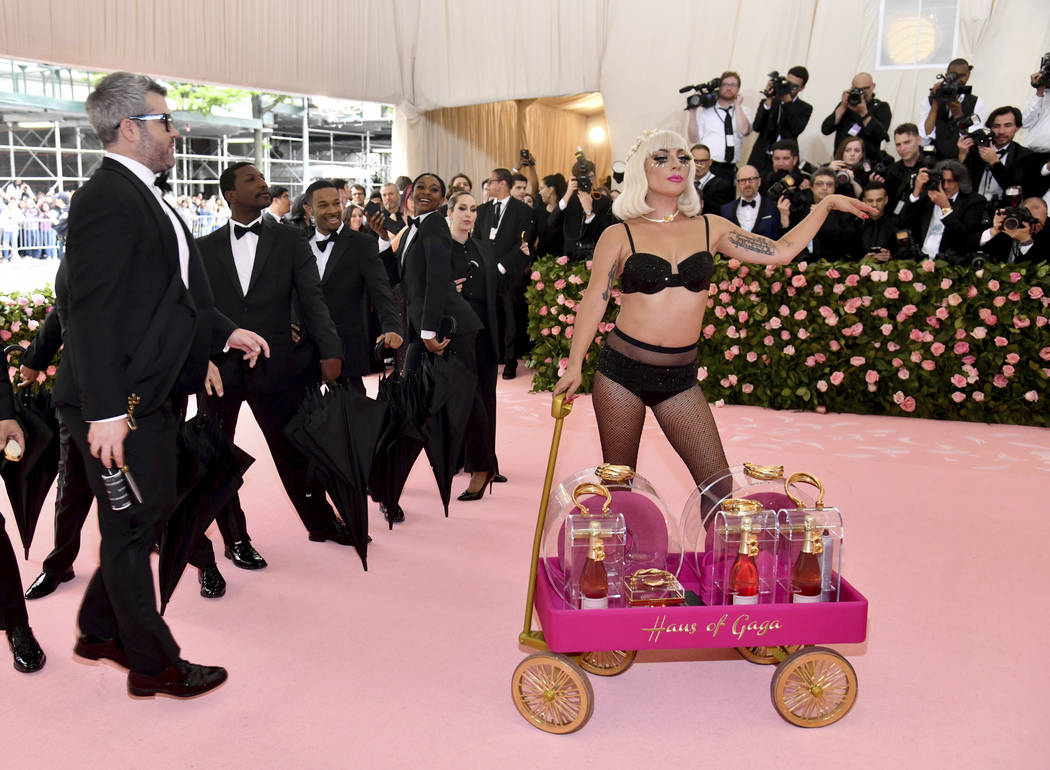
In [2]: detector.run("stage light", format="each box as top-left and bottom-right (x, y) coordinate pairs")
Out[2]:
(589, 125), (606, 143)
(885, 12), (939, 65)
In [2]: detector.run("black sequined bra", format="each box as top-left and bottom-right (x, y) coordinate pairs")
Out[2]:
(619, 216), (714, 295)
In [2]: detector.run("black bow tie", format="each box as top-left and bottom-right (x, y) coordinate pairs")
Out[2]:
(315, 233), (335, 252)
(996, 146), (1009, 157)
(154, 171), (171, 193)
(740, 199), (757, 208)
(407, 216), (420, 228)
(233, 222), (262, 239)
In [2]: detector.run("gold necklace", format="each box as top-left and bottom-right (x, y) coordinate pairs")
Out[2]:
(641, 209), (679, 223)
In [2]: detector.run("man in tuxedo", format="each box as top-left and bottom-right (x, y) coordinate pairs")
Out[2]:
(380, 182), (407, 235)
(855, 182), (900, 259)
(691, 144), (735, 211)
(974, 197), (1050, 263)
(301, 179), (402, 394)
(2, 369), (46, 672)
(720, 165), (782, 239)
(748, 66), (812, 175)
(958, 106), (1033, 202)
(197, 163), (351, 573)
(900, 160), (985, 261)
(921, 59), (985, 160)
(57, 71), (269, 697)
(475, 168), (535, 379)
(882, 123), (933, 212)
(820, 72), (892, 161)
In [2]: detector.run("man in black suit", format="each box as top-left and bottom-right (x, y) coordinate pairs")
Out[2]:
(691, 143), (735, 211)
(2, 370), (46, 672)
(922, 59), (985, 161)
(57, 72), (269, 697)
(474, 168), (535, 379)
(197, 163), (351, 572)
(549, 159), (613, 263)
(899, 160), (985, 261)
(854, 182), (900, 259)
(720, 165), (782, 239)
(748, 66), (812, 175)
(301, 179), (402, 393)
(820, 72), (892, 161)
(974, 197), (1050, 263)
(958, 106), (1032, 202)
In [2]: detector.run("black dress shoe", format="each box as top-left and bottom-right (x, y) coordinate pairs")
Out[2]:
(493, 474), (508, 483)
(128, 658), (228, 698)
(380, 503), (405, 529)
(223, 542), (267, 570)
(502, 362), (517, 380)
(74, 633), (131, 668)
(7, 625), (45, 673)
(308, 519), (354, 546)
(24, 567), (75, 600)
(198, 565), (226, 598)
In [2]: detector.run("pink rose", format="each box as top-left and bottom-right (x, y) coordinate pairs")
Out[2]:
(900, 396), (916, 413)
(962, 355), (976, 365)
(763, 335), (774, 346)
(585, 260), (593, 270)
(898, 269), (913, 281)
(540, 328), (550, 336)
(714, 306), (727, 319)
(833, 283), (845, 294)
(935, 307), (949, 320)
(778, 304), (790, 316)
(1002, 364), (1014, 376)
(850, 356), (865, 367)
(539, 306), (548, 316)
(913, 282), (926, 292)
(783, 345), (795, 355)
(880, 323), (893, 336)
(727, 258), (741, 269)
(898, 368), (910, 380)
(940, 278), (953, 290)
(697, 367), (708, 381)
(930, 342), (946, 356)
(738, 311), (749, 323)
(910, 351), (923, 363)
(865, 370), (879, 384)
(27, 319), (38, 331)
(892, 357), (903, 368)
(703, 324), (716, 338)
(530, 270), (541, 281)
(955, 328), (966, 340)
(791, 275), (807, 288)
(947, 293), (962, 306)
(951, 391), (965, 403)
(967, 285), (978, 298)
(1040, 346), (1050, 361)
(995, 336), (1009, 347)
(556, 255), (569, 265)
(845, 274), (860, 287)
(1039, 316), (1048, 328)
(993, 374), (1008, 388)
(769, 317), (782, 329)
(830, 371), (845, 386)
(973, 391), (985, 402)
(951, 374), (967, 388)
(553, 278), (567, 290)
(746, 351), (758, 363)
(45, 365), (56, 376)
(830, 340), (842, 351)
(817, 380), (828, 392)
(1029, 286), (1045, 299)
(0, 330), (10, 341)
(741, 383), (754, 394)
(728, 374), (738, 386)
(770, 281), (782, 294)
(724, 350), (736, 361)
(797, 328), (809, 339)
(535, 281), (544, 290)
(551, 325), (561, 335)
(826, 268), (840, 279)
(558, 357), (569, 370)
(987, 279), (1000, 291)
(1008, 271), (1021, 282)
(1014, 316), (1031, 329)
(874, 308), (889, 318)
(921, 360), (936, 371)
(953, 341), (969, 355)
(922, 259), (936, 272)
(714, 399), (725, 408)
(564, 327), (573, 339)
(804, 356), (816, 367)
(892, 390), (905, 405)
(1025, 390), (1039, 402)
(909, 329), (924, 342)
(1005, 353), (1020, 364)
(993, 295), (1006, 307)
(9, 322), (20, 333)
(972, 327), (987, 340)
(780, 330), (791, 341)
(886, 341), (899, 352)
(860, 265), (872, 277)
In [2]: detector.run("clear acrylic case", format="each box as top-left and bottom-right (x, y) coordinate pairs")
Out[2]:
(776, 473), (844, 603)
(709, 499), (779, 606)
(562, 486), (627, 608)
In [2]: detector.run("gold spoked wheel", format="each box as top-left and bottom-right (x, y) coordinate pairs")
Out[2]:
(576, 649), (637, 676)
(511, 653), (594, 734)
(736, 645), (803, 665)
(770, 647), (858, 727)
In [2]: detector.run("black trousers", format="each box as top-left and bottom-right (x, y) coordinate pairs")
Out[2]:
(0, 512), (28, 630)
(39, 415), (95, 576)
(59, 403), (181, 674)
(498, 281), (529, 365)
(203, 383), (336, 547)
(462, 329), (498, 474)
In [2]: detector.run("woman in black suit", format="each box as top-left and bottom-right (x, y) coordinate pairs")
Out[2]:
(447, 191), (502, 500)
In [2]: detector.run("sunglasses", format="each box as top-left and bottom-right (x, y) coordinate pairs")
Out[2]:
(118, 112), (174, 132)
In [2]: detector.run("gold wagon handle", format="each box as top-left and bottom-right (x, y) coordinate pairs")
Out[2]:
(571, 483), (612, 516)
(744, 462), (785, 480)
(785, 472), (825, 510)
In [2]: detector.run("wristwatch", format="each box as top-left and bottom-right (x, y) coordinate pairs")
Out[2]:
(940, 205), (952, 216)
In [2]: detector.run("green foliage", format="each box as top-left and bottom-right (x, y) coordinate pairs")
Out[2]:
(2, 288), (58, 387)
(526, 254), (1050, 427)
(164, 83), (251, 114)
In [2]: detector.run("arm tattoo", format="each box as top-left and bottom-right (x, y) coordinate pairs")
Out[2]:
(727, 230), (775, 256)
(601, 260), (617, 301)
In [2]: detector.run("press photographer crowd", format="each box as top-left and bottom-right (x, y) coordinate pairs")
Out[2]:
(680, 54), (1050, 265)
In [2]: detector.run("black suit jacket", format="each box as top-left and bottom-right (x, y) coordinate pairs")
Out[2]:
(54, 157), (235, 420)
(399, 213), (482, 340)
(899, 192), (985, 257)
(719, 197), (782, 239)
(0, 367), (12, 421)
(474, 197), (535, 283)
(854, 213), (900, 256)
(962, 141), (1032, 198)
(696, 173), (736, 212)
(457, 237), (501, 356)
(748, 97), (813, 170)
(979, 229), (1050, 264)
(548, 194), (614, 260)
(198, 217), (341, 394)
(318, 226), (400, 377)
(819, 99), (892, 160)
(22, 305), (62, 371)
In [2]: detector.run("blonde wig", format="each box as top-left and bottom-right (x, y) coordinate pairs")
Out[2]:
(612, 128), (701, 221)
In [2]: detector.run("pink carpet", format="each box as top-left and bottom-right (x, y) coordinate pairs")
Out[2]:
(2, 371), (1047, 768)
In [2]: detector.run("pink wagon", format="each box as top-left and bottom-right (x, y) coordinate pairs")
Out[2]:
(512, 395), (869, 734)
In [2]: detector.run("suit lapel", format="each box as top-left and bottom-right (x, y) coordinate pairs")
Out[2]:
(323, 229), (350, 285)
(104, 159), (180, 277)
(209, 224), (243, 300)
(246, 219), (275, 295)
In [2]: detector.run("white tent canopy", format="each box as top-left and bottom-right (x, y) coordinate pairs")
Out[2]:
(2, 0), (1048, 186)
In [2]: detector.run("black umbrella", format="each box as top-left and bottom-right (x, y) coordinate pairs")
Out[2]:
(420, 351), (476, 517)
(159, 408), (254, 613)
(285, 382), (386, 569)
(1, 345), (60, 558)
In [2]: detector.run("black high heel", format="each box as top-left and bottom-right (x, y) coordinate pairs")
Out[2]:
(457, 471), (495, 502)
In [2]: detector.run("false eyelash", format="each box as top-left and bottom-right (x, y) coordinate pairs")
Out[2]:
(652, 155), (669, 165)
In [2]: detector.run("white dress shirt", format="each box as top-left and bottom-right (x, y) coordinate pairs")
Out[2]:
(736, 194), (762, 232)
(228, 216), (262, 294)
(402, 210), (440, 339)
(918, 94), (986, 142)
(310, 224), (343, 278)
(1022, 92), (1050, 152)
(910, 191), (959, 257)
(692, 103), (753, 163)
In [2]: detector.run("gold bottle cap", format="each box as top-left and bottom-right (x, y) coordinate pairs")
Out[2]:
(720, 498), (763, 514)
(744, 462), (784, 480)
(595, 464), (635, 483)
(589, 535), (606, 561)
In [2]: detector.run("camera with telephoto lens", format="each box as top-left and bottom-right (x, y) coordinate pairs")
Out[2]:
(847, 87), (865, 107)
(679, 78), (723, 110)
(1034, 53), (1050, 88)
(968, 127), (994, 147)
(572, 148), (592, 193)
(1001, 206), (1038, 231)
(933, 70), (972, 103)
(764, 71), (798, 100)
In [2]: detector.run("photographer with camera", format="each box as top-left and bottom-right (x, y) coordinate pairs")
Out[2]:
(854, 181), (899, 260)
(551, 150), (614, 262)
(690, 143), (735, 210)
(748, 66), (813, 175)
(1022, 53), (1050, 153)
(900, 160), (984, 260)
(685, 71), (752, 181)
(957, 106), (1032, 202)
(789, 166), (859, 259)
(883, 123), (936, 211)
(974, 197), (1050, 263)
(820, 72), (892, 160)
(830, 137), (868, 198)
(922, 58), (986, 160)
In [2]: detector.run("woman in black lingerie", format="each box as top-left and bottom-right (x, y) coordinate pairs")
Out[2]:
(554, 128), (873, 506)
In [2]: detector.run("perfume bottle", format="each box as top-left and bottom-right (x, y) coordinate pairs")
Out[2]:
(729, 516), (759, 605)
(579, 535), (609, 609)
(792, 514), (823, 604)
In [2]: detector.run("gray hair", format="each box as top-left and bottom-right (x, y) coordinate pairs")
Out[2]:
(933, 159), (972, 194)
(85, 72), (167, 145)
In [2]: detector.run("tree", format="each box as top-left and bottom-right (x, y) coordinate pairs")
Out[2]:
(164, 83), (251, 113)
